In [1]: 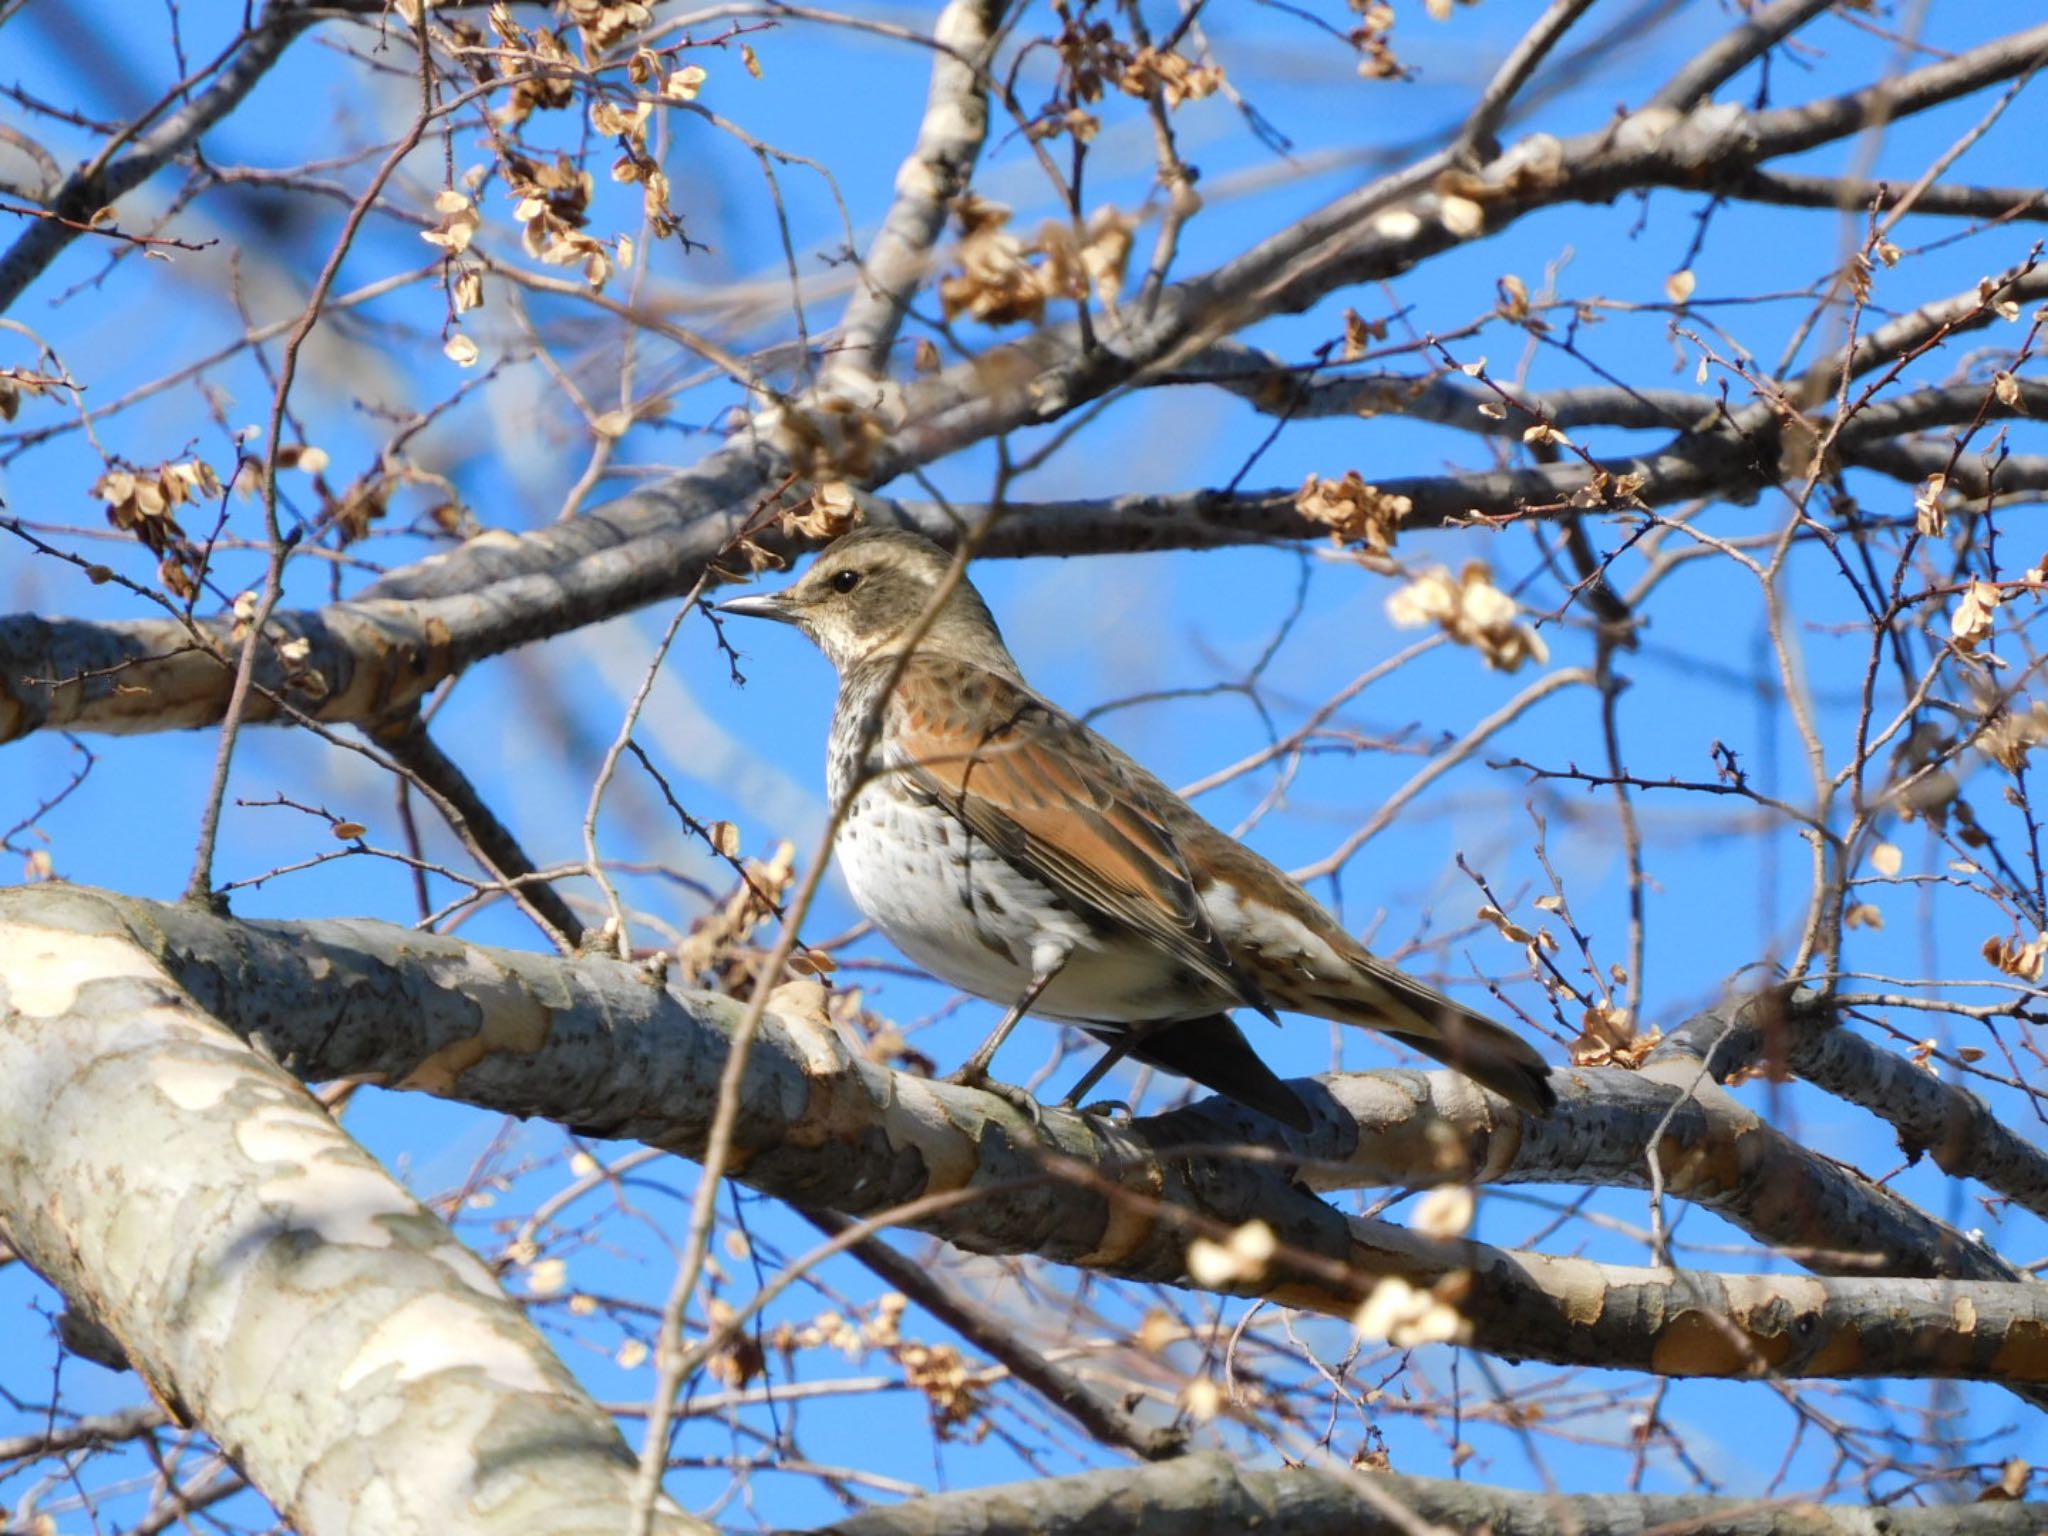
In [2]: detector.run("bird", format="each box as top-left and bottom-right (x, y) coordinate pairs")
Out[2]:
(717, 527), (1555, 1131)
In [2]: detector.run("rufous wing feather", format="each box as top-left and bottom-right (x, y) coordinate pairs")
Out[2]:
(888, 658), (1273, 1017)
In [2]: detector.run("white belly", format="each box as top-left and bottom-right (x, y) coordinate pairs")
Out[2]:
(835, 783), (1213, 1023)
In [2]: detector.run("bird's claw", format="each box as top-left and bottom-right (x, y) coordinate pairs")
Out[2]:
(1065, 1096), (1133, 1122)
(943, 1063), (1046, 1130)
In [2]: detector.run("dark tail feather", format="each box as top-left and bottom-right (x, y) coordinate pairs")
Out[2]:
(1082, 1016), (1312, 1131)
(1388, 1013), (1556, 1114)
(1312, 953), (1559, 1115)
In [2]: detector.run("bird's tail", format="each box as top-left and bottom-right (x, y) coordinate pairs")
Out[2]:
(1081, 1016), (1312, 1131)
(1309, 956), (1557, 1114)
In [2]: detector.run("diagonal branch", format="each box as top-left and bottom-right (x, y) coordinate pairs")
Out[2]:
(800, 1208), (1189, 1462)
(0, 0), (321, 314)
(10, 25), (2035, 756)
(1648, 0), (1841, 111)
(1723, 168), (2048, 223)
(1654, 989), (2048, 1225)
(0, 892), (711, 1536)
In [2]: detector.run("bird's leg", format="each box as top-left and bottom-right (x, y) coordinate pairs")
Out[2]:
(1060, 1024), (1150, 1111)
(945, 955), (1064, 1091)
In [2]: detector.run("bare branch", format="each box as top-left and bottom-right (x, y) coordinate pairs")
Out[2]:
(0, 892), (713, 1536)
(800, 1208), (1189, 1462)
(1457, 0), (1599, 160)
(1743, 24), (2048, 164)
(18, 884), (2048, 1387)
(0, 1), (319, 313)
(813, 1451), (2048, 1536)
(831, 0), (1010, 376)
(1648, 0), (1840, 111)
(1724, 168), (2048, 223)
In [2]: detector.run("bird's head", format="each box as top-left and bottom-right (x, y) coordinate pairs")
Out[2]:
(716, 527), (1016, 675)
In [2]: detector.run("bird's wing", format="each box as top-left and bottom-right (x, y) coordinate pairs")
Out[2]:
(885, 656), (1270, 1014)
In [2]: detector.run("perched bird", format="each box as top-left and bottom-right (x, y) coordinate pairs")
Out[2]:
(718, 528), (1555, 1130)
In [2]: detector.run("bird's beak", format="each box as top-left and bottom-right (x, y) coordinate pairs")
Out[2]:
(715, 590), (797, 624)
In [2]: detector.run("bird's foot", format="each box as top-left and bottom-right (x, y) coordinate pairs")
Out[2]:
(943, 1062), (1046, 1130)
(1065, 1096), (1133, 1122)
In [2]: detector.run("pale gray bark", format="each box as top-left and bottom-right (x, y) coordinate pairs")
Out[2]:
(7, 884), (2046, 1388)
(1654, 989), (2048, 1226)
(807, 1451), (2048, 1536)
(0, 893), (710, 1536)
(832, 0), (1012, 375)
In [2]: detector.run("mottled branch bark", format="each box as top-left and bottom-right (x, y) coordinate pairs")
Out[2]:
(0, 894), (709, 1536)
(9, 885), (2046, 1387)
(809, 1451), (2048, 1536)
(1654, 990), (2048, 1225)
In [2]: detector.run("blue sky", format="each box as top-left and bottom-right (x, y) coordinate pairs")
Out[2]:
(4, 0), (2047, 1525)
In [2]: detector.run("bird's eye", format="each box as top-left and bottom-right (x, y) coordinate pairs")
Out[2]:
(830, 568), (863, 594)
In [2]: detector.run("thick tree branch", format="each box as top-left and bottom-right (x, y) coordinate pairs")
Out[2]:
(0, 895), (710, 1536)
(12, 885), (2048, 1387)
(1740, 25), (2048, 165)
(9, 338), (2042, 747)
(810, 1451), (2048, 1536)
(1654, 990), (2048, 1225)
(1844, 440), (2048, 496)
(1795, 1022), (2048, 1222)
(11, 30), (2040, 753)
(1724, 168), (2048, 223)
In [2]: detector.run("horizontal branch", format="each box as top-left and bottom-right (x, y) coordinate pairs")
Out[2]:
(1167, 344), (1723, 433)
(9, 354), (2044, 744)
(0, 448), (776, 742)
(1845, 440), (2048, 496)
(1323, 998), (2019, 1281)
(1724, 168), (2048, 223)
(14, 884), (2048, 1386)
(812, 1450), (2048, 1536)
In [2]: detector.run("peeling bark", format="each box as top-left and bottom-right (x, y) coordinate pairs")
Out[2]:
(7, 884), (2045, 1387)
(0, 896), (709, 1536)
